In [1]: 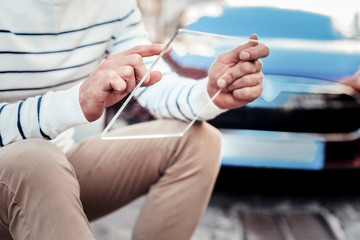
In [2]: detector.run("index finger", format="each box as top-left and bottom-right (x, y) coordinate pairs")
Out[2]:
(218, 34), (259, 64)
(120, 44), (171, 58)
(240, 43), (270, 61)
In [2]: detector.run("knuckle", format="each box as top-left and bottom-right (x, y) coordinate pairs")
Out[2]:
(106, 54), (117, 61)
(217, 52), (227, 62)
(239, 62), (252, 73)
(236, 86), (261, 102)
(227, 71), (235, 82)
(263, 45), (270, 57)
(241, 88), (253, 100)
(131, 53), (143, 63)
(99, 59), (112, 70)
(259, 72), (264, 83)
(223, 71), (234, 84)
(252, 85), (263, 99)
(98, 63), (108, 72)
(131, 45), (141, 53)
(121, 66), (134, 78)
(232, 89), (243, 100)
(242, 75), (252, 86)
(257, 84), (264, 96)
(108, 71), (118, 80)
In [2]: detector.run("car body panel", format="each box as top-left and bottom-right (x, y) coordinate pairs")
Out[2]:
(176, 4), (360, 170)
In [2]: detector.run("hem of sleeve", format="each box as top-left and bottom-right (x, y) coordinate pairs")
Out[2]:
(190, 79), (227, 120)
(42, 83), (89, 138)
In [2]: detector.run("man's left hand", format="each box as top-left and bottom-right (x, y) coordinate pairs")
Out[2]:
(207, 34), (270, 109)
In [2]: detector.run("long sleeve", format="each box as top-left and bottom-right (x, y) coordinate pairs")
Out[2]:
(0, 84), (88, 147)
(0, 0), (138, 148)
(135, 72), (226, 121)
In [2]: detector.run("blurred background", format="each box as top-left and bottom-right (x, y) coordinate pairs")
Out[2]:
(88, 0), (360, 239)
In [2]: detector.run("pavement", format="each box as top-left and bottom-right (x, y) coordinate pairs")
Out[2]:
(89, 167), (360, 240)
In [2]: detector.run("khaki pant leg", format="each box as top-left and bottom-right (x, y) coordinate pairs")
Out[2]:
(67, 119), (222, 240)
(0, 139), (95, 240)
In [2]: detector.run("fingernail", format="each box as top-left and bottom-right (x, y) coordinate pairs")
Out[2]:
(250, 33), (258, 39)
(240, 51), (250, 60)
(217, 79), (227, 88)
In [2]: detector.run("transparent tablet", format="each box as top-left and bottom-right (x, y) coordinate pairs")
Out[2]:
(101, 29), (258, 140)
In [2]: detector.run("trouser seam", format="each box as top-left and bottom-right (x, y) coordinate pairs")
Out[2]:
(0, 181), (33, 240)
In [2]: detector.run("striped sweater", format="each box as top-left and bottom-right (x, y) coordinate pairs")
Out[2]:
(0, 0), (224, 151)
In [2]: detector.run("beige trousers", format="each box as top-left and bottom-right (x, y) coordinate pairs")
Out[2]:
(0, 120), (222, 240)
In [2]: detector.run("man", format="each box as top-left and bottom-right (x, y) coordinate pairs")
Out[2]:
(0, 0), (269, 239)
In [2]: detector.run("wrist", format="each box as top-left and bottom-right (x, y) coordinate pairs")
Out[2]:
(192, 79), (227, 120)
(41, 83), (89, 138)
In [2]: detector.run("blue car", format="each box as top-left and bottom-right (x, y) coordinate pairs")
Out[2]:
(172, 4), (360, 170)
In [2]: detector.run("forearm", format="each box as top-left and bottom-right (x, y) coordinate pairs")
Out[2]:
(136, 73), (226, 122)
(0, 84), (88, 147)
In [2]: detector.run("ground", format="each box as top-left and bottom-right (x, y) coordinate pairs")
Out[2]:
(90, 167), (360, 240)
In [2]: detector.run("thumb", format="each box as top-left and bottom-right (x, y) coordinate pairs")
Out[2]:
(141, 70), (163, 87)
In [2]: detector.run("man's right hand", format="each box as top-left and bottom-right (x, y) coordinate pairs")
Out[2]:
(79, 44), (168, 122)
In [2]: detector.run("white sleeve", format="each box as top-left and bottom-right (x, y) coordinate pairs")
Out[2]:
(135, 70), (226, 122)
(0, 83), (88, 147)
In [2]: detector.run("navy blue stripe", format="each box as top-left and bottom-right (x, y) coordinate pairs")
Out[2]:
(165, 85), (182, 121)
(0, 74), (89, 92)
(17, 101), (26, 139)
(0, 104), (7, 147)
(175, 86), (192, 121)
(0, 54), (103, 74)
(40, 129), (50, 140)
(186, 83), (197, 117)
(0, 39), (110, 55)
(37, 96), (51, 140)
(0, 10), (135, 36)
(113, 34), (147, 47)
(0, 105), (6, 114)
(127, 22), (141, 28)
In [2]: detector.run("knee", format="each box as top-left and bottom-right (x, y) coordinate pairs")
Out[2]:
(0, 139), (77, 191)
(180, 121), (222, 178)
(186, 121), (222, 153)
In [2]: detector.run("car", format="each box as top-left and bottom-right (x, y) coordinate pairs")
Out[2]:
(106, 1), (360, 171)
(169, 1), (360, 170)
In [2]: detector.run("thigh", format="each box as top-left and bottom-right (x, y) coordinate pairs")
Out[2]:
(0, 184), (12, 240)
(67, 119), (192, 221)
(0, 139), (93, 240)
(0, 139), (67, 239)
